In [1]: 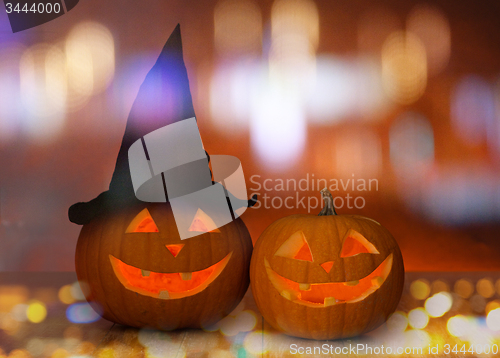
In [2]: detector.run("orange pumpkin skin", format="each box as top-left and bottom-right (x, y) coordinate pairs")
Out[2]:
(76, 203), (252, 330)
(250, 213), (404, 340)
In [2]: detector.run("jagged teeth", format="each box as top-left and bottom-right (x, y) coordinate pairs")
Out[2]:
(371, 276), (383, 288)
(324, 297), (338, 306)
(345, 280), (359, 286)
(141, 270), (150, 277)
(180, 272), (192, 280)
(299, 283), (311, 291)
(159, 291), (170, 299)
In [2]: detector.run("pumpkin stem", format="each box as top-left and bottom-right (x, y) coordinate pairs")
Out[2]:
(318, 188), (337, 216)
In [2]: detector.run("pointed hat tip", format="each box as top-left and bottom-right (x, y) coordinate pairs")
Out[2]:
(162, 23), (183, 54)
(171, 23), (181, 37)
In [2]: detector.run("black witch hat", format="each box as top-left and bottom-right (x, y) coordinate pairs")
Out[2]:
(69, 24), (255, 225)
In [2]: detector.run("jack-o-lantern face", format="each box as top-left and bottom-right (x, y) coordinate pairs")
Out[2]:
(264, 228), (393, 307)
(250, 212), (404, 340)
(110, 207), (230, 300)
(76, 203), (252, 330)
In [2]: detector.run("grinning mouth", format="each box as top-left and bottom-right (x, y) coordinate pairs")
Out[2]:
(110, 252), (232, 300)
(265, 254), (393, 307)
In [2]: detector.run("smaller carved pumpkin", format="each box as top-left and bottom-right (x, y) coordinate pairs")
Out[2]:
(250, 189), (404, 340)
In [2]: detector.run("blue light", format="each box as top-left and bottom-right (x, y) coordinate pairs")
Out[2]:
(66, 302), (101, 324)
(451, 74), (495, 145)
(390, 111), (434, 179)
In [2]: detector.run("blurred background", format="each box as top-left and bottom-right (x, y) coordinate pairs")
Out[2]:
(1, 0), (500, 271)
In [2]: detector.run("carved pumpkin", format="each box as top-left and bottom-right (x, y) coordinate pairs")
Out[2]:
(250, 189), (404, 340)
(75, 202), (252, 330)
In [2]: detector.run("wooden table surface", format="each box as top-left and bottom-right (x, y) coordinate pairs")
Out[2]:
(1, 272), (500, 357)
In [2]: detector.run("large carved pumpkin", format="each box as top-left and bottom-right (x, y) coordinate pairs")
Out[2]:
(76, 202), (252, 330)
(250, 189), (404, 340)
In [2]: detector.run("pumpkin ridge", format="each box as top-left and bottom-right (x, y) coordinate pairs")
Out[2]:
(116, 211), (136, 325)
(361, 218), (377, 334)
(97, 215), (123, 324)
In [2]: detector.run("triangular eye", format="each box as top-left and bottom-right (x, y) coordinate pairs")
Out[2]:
(188, 209), (221, 233)
(340, 229), (379, 257)
(275, 231), (313, 262)
(125, 208), (159, 233)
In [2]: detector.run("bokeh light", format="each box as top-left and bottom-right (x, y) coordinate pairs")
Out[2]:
(11, 303), (28, 322)
(404, 329), (431, 349)
(268, 32), (315, 88)
(250, 82), (306, 170)
(306, 56), (388, 123)
(477, 278), (496, 298)
(19, 43), (67, 141)
(208, 349), (234, 358)
(6, 349), (31, 358)
(408, 308), (429, 329)
(0, 42), (26, 143)
(26, 338), (46, 357)
(243, 331), (268, 355)
(407, 4), (450, 75)
(420, 166), (499, 224)
(468, 330), (495, 349)
(271, 0), (319, 49)
(0, 286), (29, 313)
(390, 112), (434, 180)
(381, 31), (427, 104)
(386, 311), (408, 332)
(1, 313), (21, 335)
(447, 315), (472, 337)
(383, 332), (406, 353)
(425, 292), (452, 317)
(58, 285), (76, 305)
(214, 0), (262, 55)
(65, 21), (115, 111)
(334, 128), (382, 178)
(70, 281), (90, 301)
(454, 279), (474, 299)
(269, 0), (318, 88)
(451, 75), (495, 146)
(97, 347), (116, 358)
(486, 300), (500, 314)
(138, 329), (170, 348)
(486, 308), (500, 331)
(76, 341), (96, 356)
(66, 302), (101, 324)
(138, 330), (186, 358)
(431, 280), (450, 294)
(209, 60), (259, 133)
(51, 348), (70, 358)
(218, 310), (257, 336)
(495, 77), (500, 155)
(410, 279), (431, 300)
(26, 301), (47, 323)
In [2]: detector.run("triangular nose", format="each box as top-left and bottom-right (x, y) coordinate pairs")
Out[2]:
(165, 244), (184, 257)
(320, 261), (334, 273)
